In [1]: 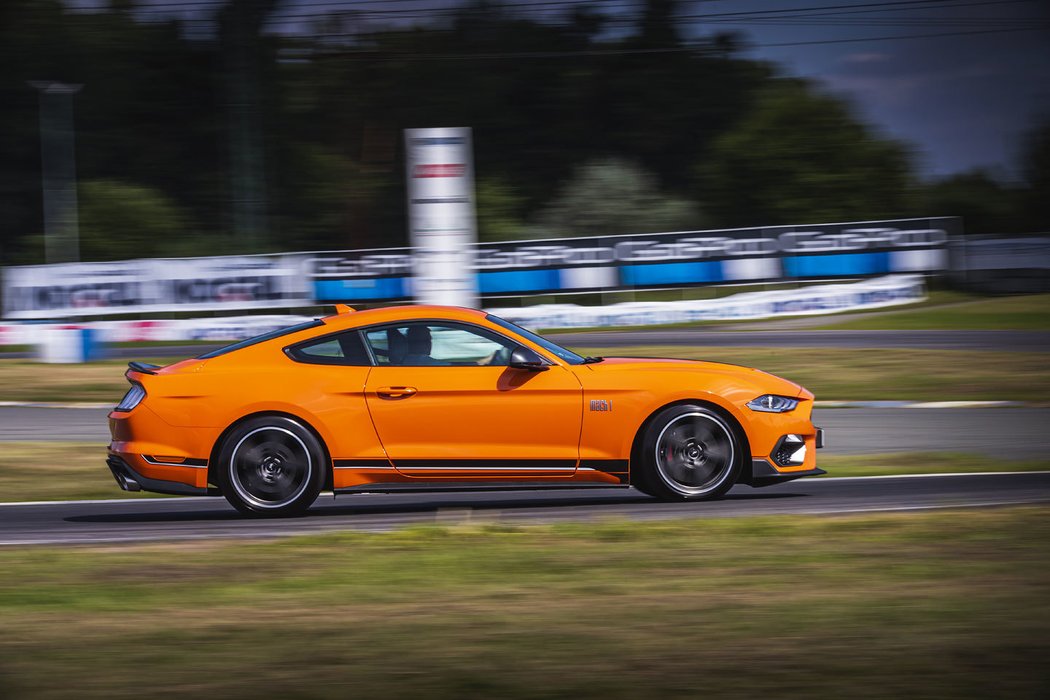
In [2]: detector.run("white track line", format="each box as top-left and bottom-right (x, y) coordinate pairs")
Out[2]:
(0, 473), (1048, 507)
(2, 499), (1048, 547)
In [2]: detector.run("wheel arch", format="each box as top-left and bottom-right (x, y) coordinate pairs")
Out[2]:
(628, 398), (752, 487)
(208, 411), (334, 492)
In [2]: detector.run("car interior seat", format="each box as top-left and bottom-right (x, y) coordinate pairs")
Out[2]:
(386, 328), (408, 365)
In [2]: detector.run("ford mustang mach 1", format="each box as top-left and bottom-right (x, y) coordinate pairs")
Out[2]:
(107, 305), (825, 516)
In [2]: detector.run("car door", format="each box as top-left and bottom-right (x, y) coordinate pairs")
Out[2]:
(362, 321), (583, 478)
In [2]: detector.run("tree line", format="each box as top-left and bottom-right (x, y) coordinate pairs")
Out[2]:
(1, 0), (1046, 266)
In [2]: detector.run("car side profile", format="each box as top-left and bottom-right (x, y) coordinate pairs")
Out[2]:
(107, 305), (824, 516)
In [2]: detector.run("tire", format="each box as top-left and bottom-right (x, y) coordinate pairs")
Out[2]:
(634, 404), (742, 501)
(218, 416), (324, 517)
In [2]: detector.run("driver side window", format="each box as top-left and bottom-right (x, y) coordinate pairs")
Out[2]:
(364, 322), (516, 366)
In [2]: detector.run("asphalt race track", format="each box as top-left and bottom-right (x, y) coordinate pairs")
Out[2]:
(1, 472), (1048, 546)
(2, 406), (1048, 459)
(1, 324), (1047, 544)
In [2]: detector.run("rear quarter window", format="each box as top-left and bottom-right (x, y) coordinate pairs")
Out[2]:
(285, 331), (370, 366)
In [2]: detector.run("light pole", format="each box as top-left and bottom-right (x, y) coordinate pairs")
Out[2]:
(29, 81), (82, 264)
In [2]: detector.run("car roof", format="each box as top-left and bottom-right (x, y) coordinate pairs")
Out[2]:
(319, 305), (489, 331)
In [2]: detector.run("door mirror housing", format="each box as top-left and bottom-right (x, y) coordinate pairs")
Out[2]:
(509, 346), (549, 371)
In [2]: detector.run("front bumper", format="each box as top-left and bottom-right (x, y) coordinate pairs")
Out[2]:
(747, 460), (826, 487)
(742, 425), (825, 487)
(106, 455), (219, 497)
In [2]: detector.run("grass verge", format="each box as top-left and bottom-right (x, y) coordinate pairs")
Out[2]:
(811, 292), (1050, 330)
(0, 443), (168, 502)
(2, 347), (1049, 403)
(1, 443), (1045, 503)
(0, 358), (171, 404)
(817, 452), (1050, 477)
(569, 347), (1050, 402)
(0, 508), (1047, 699)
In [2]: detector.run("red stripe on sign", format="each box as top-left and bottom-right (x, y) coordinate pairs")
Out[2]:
(413, 163), (465, 178)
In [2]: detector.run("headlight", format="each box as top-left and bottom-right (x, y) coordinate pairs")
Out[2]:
(115, 383), (146, 412)
(746, 394), (799, 413)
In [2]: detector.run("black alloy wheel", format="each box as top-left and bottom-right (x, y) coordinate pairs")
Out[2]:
(218, 416), (325, 516)
(635, 404), (741, 501)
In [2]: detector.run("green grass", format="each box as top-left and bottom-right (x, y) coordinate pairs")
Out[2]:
(1, 443), (1045, 504)
(0, 508), (1047, 698)
(818, 452), (1050, 477)
(2, 346), (1049, 403)
(0, 357), (173, 404)
(569, 346), (1050, 402)
(0, 443), (170, 502)
(811, 292), (1050, 330)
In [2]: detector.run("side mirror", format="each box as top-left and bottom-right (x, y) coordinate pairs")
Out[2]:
(509, 346), (549, 371)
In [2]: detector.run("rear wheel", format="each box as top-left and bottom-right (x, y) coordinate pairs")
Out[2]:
(634, 404), (741, 501)
(218, 416), (324, 517)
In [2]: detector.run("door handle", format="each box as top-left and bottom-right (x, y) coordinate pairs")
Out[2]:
(376, 386), (418, 399)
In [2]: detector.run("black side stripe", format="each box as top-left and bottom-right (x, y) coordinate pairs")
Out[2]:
(142, 455), (208, 467)
(334, 459), (393, 468)
(395, 459), (577, 470)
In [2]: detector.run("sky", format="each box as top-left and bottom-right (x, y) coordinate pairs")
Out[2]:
(688, 0), (1050, 180)
(74, 0), (1050, 181)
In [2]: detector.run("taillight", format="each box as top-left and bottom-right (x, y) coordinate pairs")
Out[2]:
(115, 383), (146, 412)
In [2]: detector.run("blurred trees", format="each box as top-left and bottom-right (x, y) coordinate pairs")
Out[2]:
(1, 0), (1046, 267)
(917, 171), (1026, 235)
(532, 159), (703, 238)
(1020, 119), (1050, 229)
(77, 179), (192, 260)
(697, 81), (914, 227)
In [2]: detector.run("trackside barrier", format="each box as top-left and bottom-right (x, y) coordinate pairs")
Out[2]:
(487, 275), (925, 329)
(2, 217), (957, 320)
(35, 327), (104, 363)
(0, 276), (923, 351)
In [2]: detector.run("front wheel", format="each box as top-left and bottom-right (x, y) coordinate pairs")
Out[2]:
(218, 416), (324, 517)
(634, 404), (742, 501)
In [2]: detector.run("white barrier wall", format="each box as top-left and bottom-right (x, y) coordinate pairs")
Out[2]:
(487, 275), (925, 329)
(0, 315), (315, 348)
(0, 276), (924, 347)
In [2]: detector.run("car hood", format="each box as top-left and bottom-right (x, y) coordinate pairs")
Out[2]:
(580, 356), (810, 399)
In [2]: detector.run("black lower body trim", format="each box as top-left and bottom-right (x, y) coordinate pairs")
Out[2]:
(335, 482), (630, 495)
(579, 459), (629, 484)
(106, 455), (220, 497)
(745, 458), (826, 488)
(394, 459), (578, 470)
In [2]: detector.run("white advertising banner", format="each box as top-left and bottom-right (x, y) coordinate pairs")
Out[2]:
(404, 127), (479, 307)
(2, 253), (311, 320)
(486, 275), (926, 329)
(0, 277), (923, 347)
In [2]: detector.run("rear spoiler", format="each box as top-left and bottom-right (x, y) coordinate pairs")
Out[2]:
(127, 361), (161, 375)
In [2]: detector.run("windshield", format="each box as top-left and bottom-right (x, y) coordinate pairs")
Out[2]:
(196, 319), (324, 359)
(486, 314), (586, 365)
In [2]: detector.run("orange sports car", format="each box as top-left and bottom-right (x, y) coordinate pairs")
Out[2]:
(107, 305), (825, 516)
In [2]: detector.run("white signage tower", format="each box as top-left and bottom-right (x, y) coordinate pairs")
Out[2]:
(404, 127), (479, 308)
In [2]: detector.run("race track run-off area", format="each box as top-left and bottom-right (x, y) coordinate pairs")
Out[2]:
(2, 472), (1048, 546)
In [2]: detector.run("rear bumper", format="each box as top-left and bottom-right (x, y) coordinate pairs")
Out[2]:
(106, 455), (218, 497)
